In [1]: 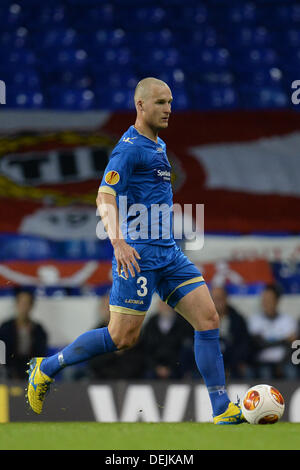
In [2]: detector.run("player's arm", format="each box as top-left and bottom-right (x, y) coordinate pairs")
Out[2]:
(96, 191), (141, 278)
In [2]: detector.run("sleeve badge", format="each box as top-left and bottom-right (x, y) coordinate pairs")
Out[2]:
(105, 170), (120, 185)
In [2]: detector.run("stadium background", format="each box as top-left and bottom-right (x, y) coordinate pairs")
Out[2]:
(0, 0), (300, 423)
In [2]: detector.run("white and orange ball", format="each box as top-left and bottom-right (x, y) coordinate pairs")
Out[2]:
(241, 384), (285, 424)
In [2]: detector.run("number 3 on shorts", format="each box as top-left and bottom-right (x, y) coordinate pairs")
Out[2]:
(137, 276), (148, 297)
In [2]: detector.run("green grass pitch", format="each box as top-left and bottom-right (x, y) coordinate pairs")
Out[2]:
(0, 422), (300, 450)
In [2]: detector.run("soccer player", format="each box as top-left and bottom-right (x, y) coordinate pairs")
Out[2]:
(27, 77), (244, 424)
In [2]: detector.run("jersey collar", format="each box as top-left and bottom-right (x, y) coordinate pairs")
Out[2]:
(131, 125), (159, 145)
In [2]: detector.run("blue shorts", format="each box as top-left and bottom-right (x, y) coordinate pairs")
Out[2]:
(109, 243), (205, 315)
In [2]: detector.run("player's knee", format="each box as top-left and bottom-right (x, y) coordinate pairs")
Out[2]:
(200, 306), (219, 331)
(209, 309), (220, 329)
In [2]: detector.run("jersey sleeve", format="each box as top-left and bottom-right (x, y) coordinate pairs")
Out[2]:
(98, 144), (140, 197)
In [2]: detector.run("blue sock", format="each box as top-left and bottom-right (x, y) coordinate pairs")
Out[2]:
(40, 327), (117, 378)
(194, 329), (230, 417)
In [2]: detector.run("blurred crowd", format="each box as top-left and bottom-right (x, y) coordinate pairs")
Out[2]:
(0, 283), (299, 382)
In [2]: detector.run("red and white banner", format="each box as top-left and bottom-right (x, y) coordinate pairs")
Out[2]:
(0, 109), (300, 235)
(0, 258), (273, 289)
(0, 260), (112, 288)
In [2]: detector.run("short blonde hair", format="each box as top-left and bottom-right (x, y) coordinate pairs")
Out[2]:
(134, 77), (169, 105)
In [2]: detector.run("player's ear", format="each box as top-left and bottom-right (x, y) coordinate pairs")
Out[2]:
(136, 99), (144, 112)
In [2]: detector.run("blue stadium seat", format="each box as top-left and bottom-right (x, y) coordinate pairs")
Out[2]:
(239, 85), (289, 109)
(156, 69), (187, 89)
(55, 69), (93, 89)
(170, 88), (190, 110)
(92, 29), (128, 49)
(33, 28), (78, 50)
(90, 63), (136, 88)
(160, 0), (201, 5)
(136, 29), (175, 49)
(7, 88), (44, 109)
(66, 0), (112, 4)
(0, 48), (37, 66)
(274, 4), (300, 24)
(113, 0), (159, 4)
(36, 48), (88, 77)
(97, 89), (136, 110)
(185, 47), (231, 73)
(281, 48), (300, 85)
(39, 48), (89, 80)
(0, 27), (30, 49)
(192, 85), (239, 110)
(57, 48), (88, 67)
(4, 68), (41, 89)
(197, 70), (235, 86)
(228, 26), (272, 49)
(123, 6), (168, 29)
(93, 47), (132, 69)
(183, 27), (219, 49)
(17, 0), (61, 5)
(0, 0), (295, 111)
(225, 3), (258, 24)
(0, 3), (24, 30)
(233, 47), (279, 72)
(72, 4), (115, 29)
(150, 47), (180, 67)
(135, 47), (181, 74)
(28, 5), (67, 28)
(181, 5), (209, 26)
(282, 29), (300, 48)
(105, 71), (138, 89)
(236, 67), (283, 87)
(48, 87), (96, 110)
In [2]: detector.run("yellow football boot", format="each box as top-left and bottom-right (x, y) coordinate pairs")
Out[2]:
(213, 401), (246, 425)
(26, 357), (53, 414)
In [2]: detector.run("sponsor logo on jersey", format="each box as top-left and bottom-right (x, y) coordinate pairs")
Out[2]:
(154, 168), (171, 182)
(105, 170), (120, 185)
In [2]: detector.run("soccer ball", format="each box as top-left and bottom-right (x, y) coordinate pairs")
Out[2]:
(241, 384), (285, 424)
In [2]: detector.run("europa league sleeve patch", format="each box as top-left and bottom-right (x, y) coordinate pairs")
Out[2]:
(105, 170), (120, 185)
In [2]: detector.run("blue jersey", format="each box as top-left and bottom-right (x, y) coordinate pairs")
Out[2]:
(99, 125), (175, 247)
(99, 126), (205, 313)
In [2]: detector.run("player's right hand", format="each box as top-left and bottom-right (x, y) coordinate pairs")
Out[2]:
(112, 239), (141, 278)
